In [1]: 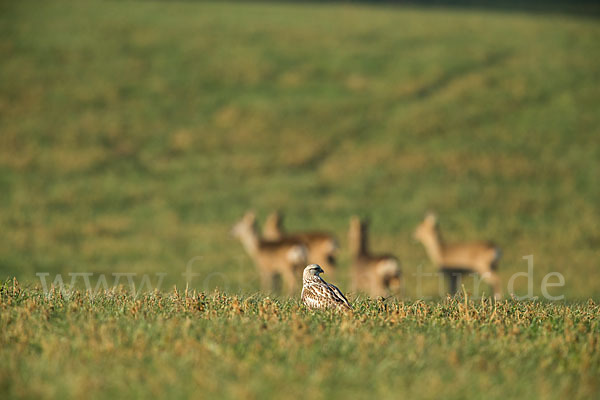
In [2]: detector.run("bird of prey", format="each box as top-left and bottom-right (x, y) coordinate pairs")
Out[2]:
(301, 264), (351, 311)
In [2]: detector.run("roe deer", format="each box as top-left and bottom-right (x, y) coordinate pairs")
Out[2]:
(348, 216), (402, 298)
(231, 211), (308, 294)
(263, 211), (338, 278)
(414, 213), (502, 299)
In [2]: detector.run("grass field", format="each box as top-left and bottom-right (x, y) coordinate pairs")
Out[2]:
(1, 0), (600, 298)
(1, 0), (600, 398)
(2, 282), (599, 399)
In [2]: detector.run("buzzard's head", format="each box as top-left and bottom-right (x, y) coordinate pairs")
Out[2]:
(303, 264), (324, 278)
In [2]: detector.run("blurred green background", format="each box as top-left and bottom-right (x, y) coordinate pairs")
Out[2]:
(1, 0), (599, 299)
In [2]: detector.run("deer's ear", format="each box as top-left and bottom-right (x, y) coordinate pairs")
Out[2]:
(244, 211), (256, 222)
(425, 212), (437, 225)
(267, 210), (283, 224)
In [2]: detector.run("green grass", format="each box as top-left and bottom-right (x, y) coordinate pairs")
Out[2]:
(2, 0), (599, 299)
(1, 282), (599, 399)
(1, 1), (599, 397)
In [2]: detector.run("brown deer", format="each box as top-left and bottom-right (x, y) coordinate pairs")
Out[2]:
(414, 213), (502, 299)
(262, 211), (338, 278)
(231, 211), (308, 295)
(348, 216), (402, 298)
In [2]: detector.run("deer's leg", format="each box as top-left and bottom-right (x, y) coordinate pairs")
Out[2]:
(281, 266), (298, 296)
(259, 269), (272, 292)
(350, 270), (359, 293)
(481, 270), (502, 300)
(376, 281), (387, 298)
(445, 271), (461, 296)
(386, 275), (402, 297)
(326, 253), (337, 267)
